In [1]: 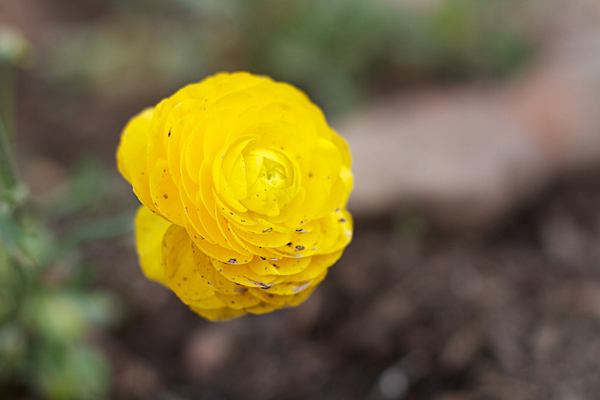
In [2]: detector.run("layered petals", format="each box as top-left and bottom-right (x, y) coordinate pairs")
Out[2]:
(117, 72), (353, 321)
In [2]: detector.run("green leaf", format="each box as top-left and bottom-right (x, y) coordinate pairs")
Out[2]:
(33, 344), (111, 400)
(54, 159), (106, 216)
(0, 114), (18, 191)
(0, 324), (27, 381)
(25, 292), (89, 344)
(0, 26), (34, 67)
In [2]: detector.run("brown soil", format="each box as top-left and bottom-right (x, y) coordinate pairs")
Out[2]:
(103, 172), (600, 400)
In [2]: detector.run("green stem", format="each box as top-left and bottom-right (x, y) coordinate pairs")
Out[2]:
(0, 63), (14, 142)
(0, 113), (17, 190)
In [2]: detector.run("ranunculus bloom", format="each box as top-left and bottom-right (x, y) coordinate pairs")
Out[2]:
(117, 72), (353, 321)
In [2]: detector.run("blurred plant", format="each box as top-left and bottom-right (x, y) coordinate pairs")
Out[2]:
(425, 0), (532, 78)
(0, 27), (126, 400)
(43, 0), (534, 115)
(0, 26), (35, 137)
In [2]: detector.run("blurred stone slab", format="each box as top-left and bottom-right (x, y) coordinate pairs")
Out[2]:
(509, 30), (600, 170)
(337, 29), (600, 229)
(337, 90), (549, 228)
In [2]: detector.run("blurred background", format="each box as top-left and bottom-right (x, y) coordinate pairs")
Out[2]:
(2, 0), (600, 399)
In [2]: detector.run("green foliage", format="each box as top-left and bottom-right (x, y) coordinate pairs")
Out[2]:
(55, 160), (107, 216)
(42, 0), (534, 115)
(0, 43), (123, 399)
(0, 169), (117, 400)
(0, 27), (34, 67)
(32, 344), (111, 400)
(426, 0), (531, 76)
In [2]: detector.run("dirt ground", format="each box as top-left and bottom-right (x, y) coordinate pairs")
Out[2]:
(91, 171), (600, 400)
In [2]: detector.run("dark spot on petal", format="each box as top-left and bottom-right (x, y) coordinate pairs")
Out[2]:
(295, 245), (305, 251)
(163, 194), (168, 199)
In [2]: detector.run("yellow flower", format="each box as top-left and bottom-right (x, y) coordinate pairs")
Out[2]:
(117, 72), (353, 321)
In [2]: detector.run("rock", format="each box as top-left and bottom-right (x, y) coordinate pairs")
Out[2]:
(510, 30), (600, 172)
(338, 29), (600, 230)
(337, 88), (549, 229)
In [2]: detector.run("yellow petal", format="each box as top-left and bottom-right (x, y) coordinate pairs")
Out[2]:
(249, 271), (326, 306)
(212, 259), (279, 288)
(189, 306), (246, 321)
(214, 290), (262, 310)
(149, 158), (184, 225)
(161, 224), (214, 301)
(280, 251), (342, 283)
(134, 205), (171, 285)
(245, 302), (279, 315)
(181, 294), (226, 310)
(190, 242), (250, 293)
(231, 225), (292, 248)
(264, 255), (312, 275)
(118, 72), (354, 322)
(116, 108), (160, 214)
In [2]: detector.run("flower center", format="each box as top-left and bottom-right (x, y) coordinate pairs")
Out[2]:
(236, 147), (298, 217)
(263, 158), (286, 188)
